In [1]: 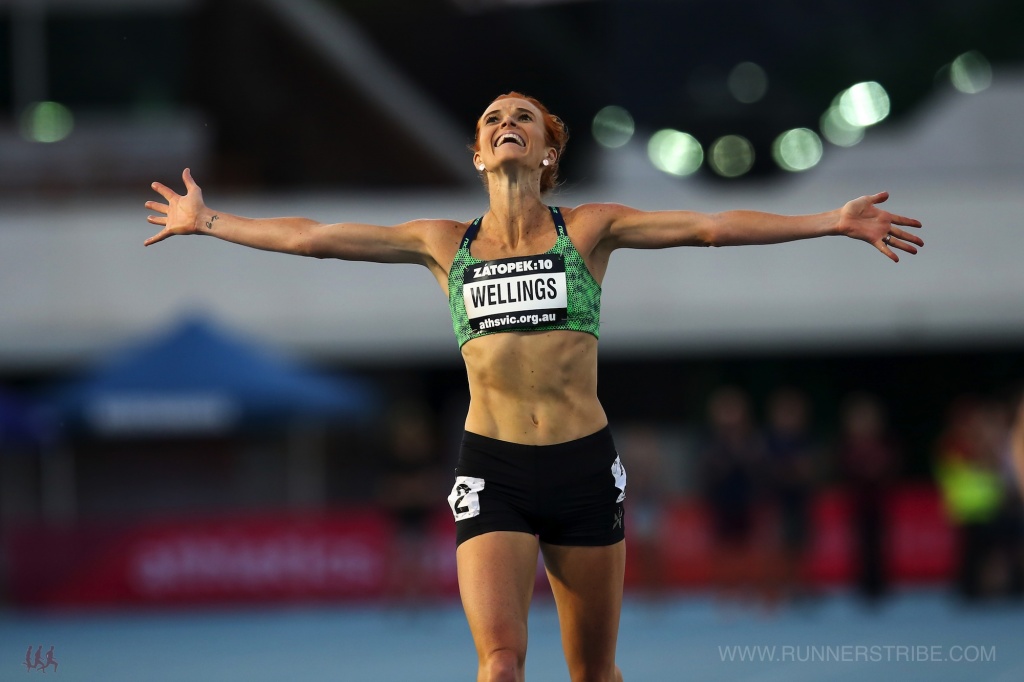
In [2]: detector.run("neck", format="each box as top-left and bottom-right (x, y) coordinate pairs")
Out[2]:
(484, 171), (547, 244)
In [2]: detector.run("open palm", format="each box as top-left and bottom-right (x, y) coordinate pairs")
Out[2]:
(143, 168), (207, 246)
(839, 191), (924, 263)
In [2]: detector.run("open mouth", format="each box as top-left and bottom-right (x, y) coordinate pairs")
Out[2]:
(494, 132), (526, 148)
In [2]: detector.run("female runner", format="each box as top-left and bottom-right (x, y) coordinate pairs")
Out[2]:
(144, 92), (923, 682)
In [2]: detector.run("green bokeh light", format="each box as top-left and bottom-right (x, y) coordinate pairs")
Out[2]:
(837, 81), (890, 127)
(647, 129), (703, 176)
(727, 62), (769, 104)
(592, 105), (635, 148)
(20, 101), (75, 143)
(820, 106), (865, 147)
(772, 128), (823, 172)
(708, 135), (754, 178)
(950, 51), (992, 94)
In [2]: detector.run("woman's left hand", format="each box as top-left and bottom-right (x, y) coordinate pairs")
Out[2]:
(838, 191), (924, 262)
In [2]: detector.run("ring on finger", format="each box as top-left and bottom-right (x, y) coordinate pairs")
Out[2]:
(883, 233), (892, 245)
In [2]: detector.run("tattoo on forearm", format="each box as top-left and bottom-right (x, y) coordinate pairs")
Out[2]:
(205, 215), (220, 230)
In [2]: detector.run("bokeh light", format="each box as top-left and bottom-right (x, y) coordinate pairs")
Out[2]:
(708, 135), (754, 178)
(647, 129), (704, 177)
(19, 101), (75, 143)
(837, 81), (890, 127)
(727, 62), (769, 104)
(592, 105), (635, 148)
(950, 50), (992, 94)
(772, 128), (823, 172)
(820, 106), (865, 147)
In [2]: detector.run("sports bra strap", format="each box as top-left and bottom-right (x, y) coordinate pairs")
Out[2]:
(549, 206), (568, 237)
(460, 218), (482, 249)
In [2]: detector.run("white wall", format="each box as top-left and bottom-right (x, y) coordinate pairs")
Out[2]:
(1, 74), (1022, 369)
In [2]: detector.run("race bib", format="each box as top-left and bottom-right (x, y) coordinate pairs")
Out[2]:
(448, 476), (485, 521)
(463, 255), (568, 332)
(611, 455), (627, 503)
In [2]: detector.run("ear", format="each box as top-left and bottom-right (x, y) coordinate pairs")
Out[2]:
(473, 152), (483, 171)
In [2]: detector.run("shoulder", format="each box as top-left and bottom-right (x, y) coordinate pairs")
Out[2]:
(397, 217), (469, 235)
(408, 218), (478, 274)
(560, 202), (636, 224)
(558, 202), (640, 243)
(394, 217), (472, 249)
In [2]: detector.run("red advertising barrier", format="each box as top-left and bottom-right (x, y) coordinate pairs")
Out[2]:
(4, 485), (955, 608)
(5, 511), (458, 608)
(885, 484), (957, 581)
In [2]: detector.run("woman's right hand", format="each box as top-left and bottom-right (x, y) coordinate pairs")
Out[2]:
(144, 168), (208, 246)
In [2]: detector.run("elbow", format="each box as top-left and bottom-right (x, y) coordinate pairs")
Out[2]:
(293, 226), (325, 258)
(696, 214), (722, 248)
(293, 237), (317, 258)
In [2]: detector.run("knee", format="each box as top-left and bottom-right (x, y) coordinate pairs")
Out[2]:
(480, 647), (524, 682)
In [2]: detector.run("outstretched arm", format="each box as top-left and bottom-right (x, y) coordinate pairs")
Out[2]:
(597, 191), (923, 263)
(144, 168), (437, 265)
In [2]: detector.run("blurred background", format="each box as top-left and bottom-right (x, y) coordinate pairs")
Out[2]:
(2, 0), (1024, 679)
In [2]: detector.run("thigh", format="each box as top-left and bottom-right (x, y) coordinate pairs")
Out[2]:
(541, 540), (626, 679)
(457, 531), (540, 660)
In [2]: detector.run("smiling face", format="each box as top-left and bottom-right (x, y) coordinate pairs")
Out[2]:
(475, 97), (551, 169)
(471, 92), (568, 194)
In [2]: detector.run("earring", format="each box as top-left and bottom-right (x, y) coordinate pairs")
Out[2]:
(542, 159), (550, 167)
(477, 164), (485, 171)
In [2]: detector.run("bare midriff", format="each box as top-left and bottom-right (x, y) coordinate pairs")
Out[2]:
(460, 329), (607, 445)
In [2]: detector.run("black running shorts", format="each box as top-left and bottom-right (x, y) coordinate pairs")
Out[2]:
(447, 426), (627, 547)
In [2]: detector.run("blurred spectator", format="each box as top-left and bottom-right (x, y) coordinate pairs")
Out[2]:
(764, 387), (820, 605)
(376, 401), (445, 606)
(935, 395), (1010, 601)
(995, 390), (1024, 598)
(1008, 390), (1024, 595)
(1011, 389), (1024, 497)
(698, 386), (765, 609)
(837, 392), (900, 604)
(619, 426), (669, 598)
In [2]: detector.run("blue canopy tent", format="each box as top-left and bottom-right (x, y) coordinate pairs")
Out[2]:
(48, 316), (377, 436)
(39, 315), (381, 517)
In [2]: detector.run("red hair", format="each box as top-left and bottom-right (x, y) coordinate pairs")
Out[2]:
(472, 92), (568, 194)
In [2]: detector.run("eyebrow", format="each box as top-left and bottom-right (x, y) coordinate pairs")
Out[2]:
(482, 107), (535, 120)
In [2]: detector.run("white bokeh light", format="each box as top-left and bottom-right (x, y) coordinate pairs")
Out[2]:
(647, 129), (704, 176)
(772, 128), (823, 172)
(950, 51), (992, 94)
(837, 81), (890, 127)
(820, 106), (865, 147)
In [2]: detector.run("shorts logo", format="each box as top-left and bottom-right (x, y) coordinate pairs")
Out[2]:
(448, 476), (485, 521)
(611, 455), (626, 503)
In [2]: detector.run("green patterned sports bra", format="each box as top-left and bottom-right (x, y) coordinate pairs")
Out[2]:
(448, 206), (602, 348)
